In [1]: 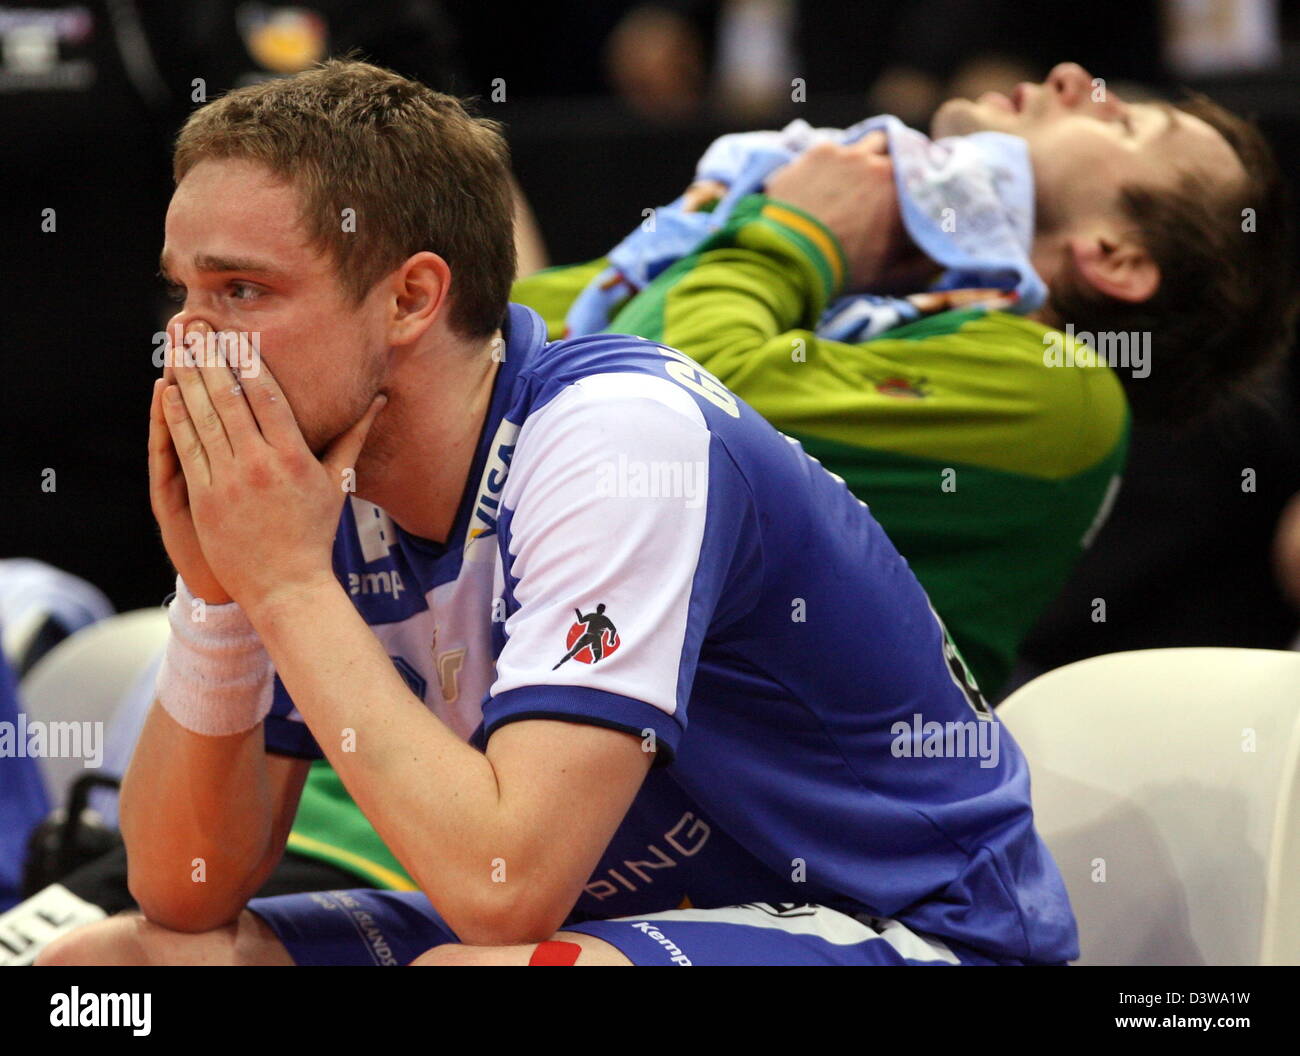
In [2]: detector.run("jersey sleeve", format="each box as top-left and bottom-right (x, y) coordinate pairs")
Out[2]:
(607, 192), (845, 387)
(482, 371), (762, 764)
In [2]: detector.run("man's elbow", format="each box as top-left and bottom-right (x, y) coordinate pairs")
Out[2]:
(440, 884), (572, 948)
(130, 886), (244, 935)
(127, 864), (259, 935)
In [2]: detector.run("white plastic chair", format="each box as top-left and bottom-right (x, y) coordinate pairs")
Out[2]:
(999, 647), (1300, 965)
(0, 558), (114, 675)
(18, 609), (169, 809)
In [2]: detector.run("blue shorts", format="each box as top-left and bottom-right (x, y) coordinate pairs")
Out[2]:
(247, 890), (1008, 965)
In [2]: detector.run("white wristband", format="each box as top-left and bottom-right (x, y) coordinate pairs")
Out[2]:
(155, 577), (275, 736)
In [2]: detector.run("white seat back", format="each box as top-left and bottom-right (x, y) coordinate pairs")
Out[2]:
(19, 609), (169, 809)
(999, 648), (1300, 965)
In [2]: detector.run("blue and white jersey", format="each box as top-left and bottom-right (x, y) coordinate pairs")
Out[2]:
(265, 303), (1078, 964)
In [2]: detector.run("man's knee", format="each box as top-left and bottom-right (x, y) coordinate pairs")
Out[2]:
(34, 909), (292, 966)
(36, 914), (155, 966)
(410, 931), (629, 966)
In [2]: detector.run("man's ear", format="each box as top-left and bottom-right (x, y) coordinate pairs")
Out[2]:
(388, 251), (451, 346)
(1067, 232), (1160, 304)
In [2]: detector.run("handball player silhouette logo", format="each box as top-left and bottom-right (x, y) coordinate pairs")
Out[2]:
(553, 604), (621, 669)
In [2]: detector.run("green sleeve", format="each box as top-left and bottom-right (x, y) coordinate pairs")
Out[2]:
(610, 194), (842, 381)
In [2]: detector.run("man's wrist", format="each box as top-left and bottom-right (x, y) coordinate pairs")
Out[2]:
(753, 195), (848, 296)
(156, 577), (275, 737)
(243, 572), (344, 633)
(174, 575), (240, 618)
(723, 193), (846, 323)
(171, 568), (232, 606)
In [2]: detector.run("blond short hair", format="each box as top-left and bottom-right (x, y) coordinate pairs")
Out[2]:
(174, 59), (516, 337)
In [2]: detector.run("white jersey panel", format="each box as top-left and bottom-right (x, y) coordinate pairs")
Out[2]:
(489, 376), (713, 719)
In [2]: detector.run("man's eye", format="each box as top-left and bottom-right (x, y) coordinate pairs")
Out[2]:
(164, 282), (186, 303)
(228, 282), (261, 302)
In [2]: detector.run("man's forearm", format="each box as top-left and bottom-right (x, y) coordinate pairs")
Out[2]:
(120, 703), (283, 931)
(246, 580), (550, 942)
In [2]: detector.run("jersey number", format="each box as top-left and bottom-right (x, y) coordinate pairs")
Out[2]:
(660, 348), (741, 418)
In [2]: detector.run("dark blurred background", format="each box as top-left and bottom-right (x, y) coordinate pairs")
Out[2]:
(2, 0), (1299, 679)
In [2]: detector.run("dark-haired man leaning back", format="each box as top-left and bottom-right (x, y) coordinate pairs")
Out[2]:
(515, 61), (1295, 699)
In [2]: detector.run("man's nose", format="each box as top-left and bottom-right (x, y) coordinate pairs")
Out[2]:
(161, 311), (214, 380)
(165, 310), (217, 336)
(1044, 61), (1124, 117)
(1044, 62), (1093, 107)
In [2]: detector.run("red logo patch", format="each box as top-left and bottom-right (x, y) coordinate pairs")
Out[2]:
(552, 604), (620, 670)
(875, 377), (927, 399)
(564, 622), (620, 664)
